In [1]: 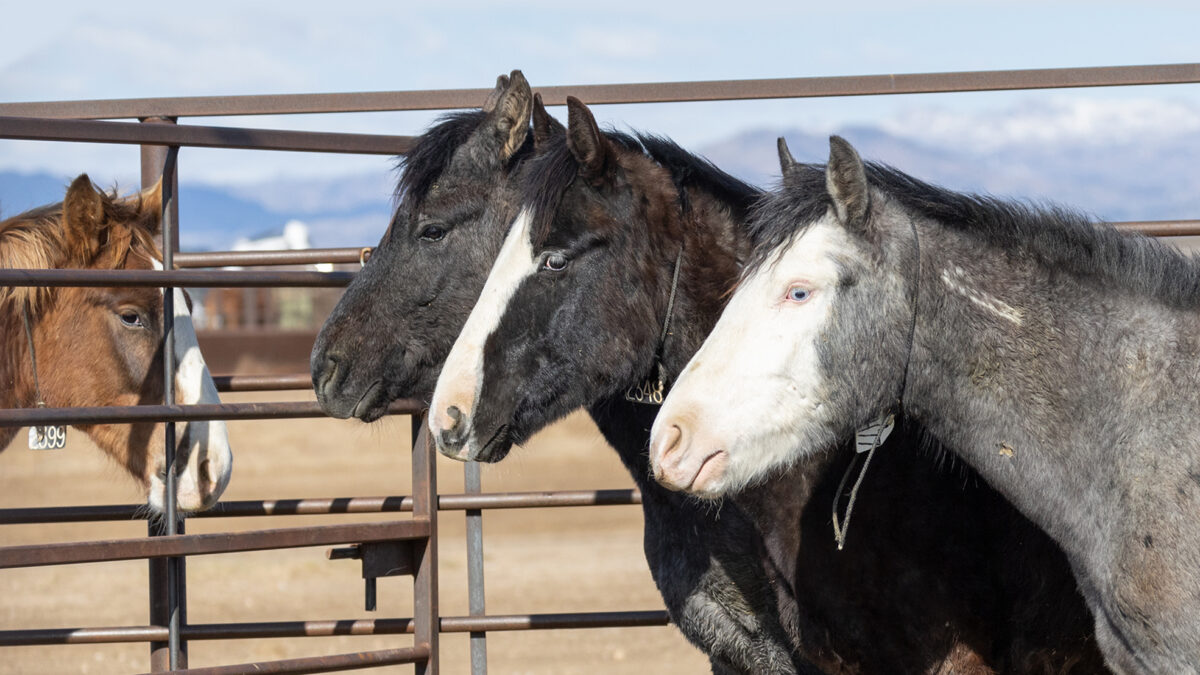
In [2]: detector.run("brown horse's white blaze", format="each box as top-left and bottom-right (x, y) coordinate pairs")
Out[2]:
(148, 260), (232, 512)
(428, 208), (536, 460)
(0, 174), (232, 513)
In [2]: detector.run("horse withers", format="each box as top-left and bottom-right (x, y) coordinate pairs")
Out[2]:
(651, 135), (1200, 673)
(0, 174), (232, 513)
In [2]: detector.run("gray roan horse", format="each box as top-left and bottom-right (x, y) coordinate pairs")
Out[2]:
(652, 135), (1200, 673)
(312, 72), (807, 673)
(428, 98), (1105, 673)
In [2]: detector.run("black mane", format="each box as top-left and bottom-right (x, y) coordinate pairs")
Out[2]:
(636, 133), (761, 218)
(393, 110), (487, 210)
(522, 129), (758, 245)
(749, 162), (1200, 310)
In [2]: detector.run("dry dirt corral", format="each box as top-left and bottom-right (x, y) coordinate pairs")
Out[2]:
(0, 390), (710, 674)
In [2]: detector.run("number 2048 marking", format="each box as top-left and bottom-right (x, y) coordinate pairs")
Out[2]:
(28, 425), (66, 450)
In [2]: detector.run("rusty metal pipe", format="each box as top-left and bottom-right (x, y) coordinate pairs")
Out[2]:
(0, 611), (671, 646)
(0, 116), (411, 154)
(0, 519), (431, 569)
(141, 645), (431, 675)
(0, 490), (643, 524)
(0, 64), (1196, 120)
(0, 400), (421, 427)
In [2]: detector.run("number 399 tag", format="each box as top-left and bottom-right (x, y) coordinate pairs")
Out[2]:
(28, 425), (67, 450)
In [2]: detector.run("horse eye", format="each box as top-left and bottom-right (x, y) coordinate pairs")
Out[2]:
(786, 286), (812, 304)
(544, 253), (568, 271)
(419, 224), (446, 242)
(119, 311), (144, 327)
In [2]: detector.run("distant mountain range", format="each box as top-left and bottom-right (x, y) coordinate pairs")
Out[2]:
(3, 102), (1198, 250)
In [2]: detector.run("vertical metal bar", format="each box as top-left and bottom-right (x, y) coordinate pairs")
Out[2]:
(411, 415), (439, 675)
(464, 462), (487, 674)
(159, 143), (186, 670)
(141, 118), (184, 673)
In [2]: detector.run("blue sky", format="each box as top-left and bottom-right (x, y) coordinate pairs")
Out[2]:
(1, 0), (1198, 185)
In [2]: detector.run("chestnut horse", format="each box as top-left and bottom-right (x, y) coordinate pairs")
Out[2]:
(0, 175), (232, 512)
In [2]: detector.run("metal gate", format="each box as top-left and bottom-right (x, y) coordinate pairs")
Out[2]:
(1, 62), (1199, 674)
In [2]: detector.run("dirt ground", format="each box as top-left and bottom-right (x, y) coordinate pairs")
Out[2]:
(0, 389), (711, 674)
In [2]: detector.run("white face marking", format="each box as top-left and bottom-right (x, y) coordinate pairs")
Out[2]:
(940, 266), (1023, 325)
(147, 259), (232, 512)
(429, 208), (538, 459)
(650, 213), (856, 496)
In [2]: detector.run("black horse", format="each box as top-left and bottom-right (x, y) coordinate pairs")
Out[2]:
(312, 72), (809, 674)
(425, 96), (1109, 674)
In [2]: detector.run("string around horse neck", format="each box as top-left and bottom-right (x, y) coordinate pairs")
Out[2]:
(656, 247), (685, 369)
(21, 303), (47, 408)
(832, 216), (922, 550)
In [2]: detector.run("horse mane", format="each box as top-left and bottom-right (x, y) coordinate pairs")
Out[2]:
(749, 162), (1200, 309)
(522, 128), (753, 246)
(393, 109), (537, 212)
(0, 188), (161, 312)
(635, 133), (761, 219)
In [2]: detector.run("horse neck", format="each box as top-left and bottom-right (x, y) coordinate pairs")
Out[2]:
(589, 186), (749, 475)
(660, 186), (751, 380)
(905, 221), (1200, 551)
(0, 305), (34, 449)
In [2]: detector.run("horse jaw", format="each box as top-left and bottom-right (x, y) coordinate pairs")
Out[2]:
(148, 276), (232, 513)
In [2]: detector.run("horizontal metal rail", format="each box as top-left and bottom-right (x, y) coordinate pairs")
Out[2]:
(0, 490), (643, 524)
(0, 399), (422, 427)
(145, 645), (431, 675)
(0, 611), (671, 646)
(0, 63), (1196, 120)
(0, 518), (430, 569)
(211, 373), (316, 392)
(0, 116), (412, 154)
(0, 268), (354, 288)
(175, 248), (371, 268)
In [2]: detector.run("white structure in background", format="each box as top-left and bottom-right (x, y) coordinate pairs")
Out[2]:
(231, 220), (332, 271)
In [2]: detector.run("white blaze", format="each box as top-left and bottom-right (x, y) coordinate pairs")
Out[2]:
(147, 260), (233, 512)
(651, 215), (854, 496)
(429, 208), (538, 459)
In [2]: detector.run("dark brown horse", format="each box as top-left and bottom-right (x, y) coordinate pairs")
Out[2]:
(1, 175), (232, 512)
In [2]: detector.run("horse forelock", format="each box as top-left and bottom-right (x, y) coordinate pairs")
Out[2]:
(0, 187), (162, 314)
(520, 129), (683, 250)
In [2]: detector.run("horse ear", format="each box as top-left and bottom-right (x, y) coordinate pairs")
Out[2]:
(826, 135), (870, 230)
(62, 174), (106, 263)
(484, 69), (533, 161)
(777, 137), (799, 176)
(139, 178), (164, 235)
(481, 73), (511, 113)
(566, 96), (613, 179)
(532, 93), (564, 149)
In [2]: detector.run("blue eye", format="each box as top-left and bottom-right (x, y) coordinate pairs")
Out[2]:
(544, 253), (568, 271)
(787, 286), (812, 303)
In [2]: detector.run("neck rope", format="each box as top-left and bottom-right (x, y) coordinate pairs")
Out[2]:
(21, 304), (47, 409)
(833, 218), (921, 550)
(624, 247), (684, 405)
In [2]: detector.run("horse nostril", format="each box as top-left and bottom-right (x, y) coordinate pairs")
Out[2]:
(313, 354), (340, 394)
(651, 424), (685, 478)
(446, 405), (463, 431)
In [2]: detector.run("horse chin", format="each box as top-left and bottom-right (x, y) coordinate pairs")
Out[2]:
(471, 425), (513, 463)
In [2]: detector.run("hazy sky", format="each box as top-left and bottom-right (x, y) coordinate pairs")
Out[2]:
(2, 0), (1198, 185)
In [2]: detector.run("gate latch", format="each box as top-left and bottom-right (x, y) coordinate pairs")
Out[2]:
(327, 541), (415, 611)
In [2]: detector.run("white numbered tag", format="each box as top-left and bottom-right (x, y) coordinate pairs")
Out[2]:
(855, 414), (894, 454)
(28, 425), (67, 450)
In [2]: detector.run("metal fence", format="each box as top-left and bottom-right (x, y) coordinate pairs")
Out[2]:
(1, 62), (1199, 674)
